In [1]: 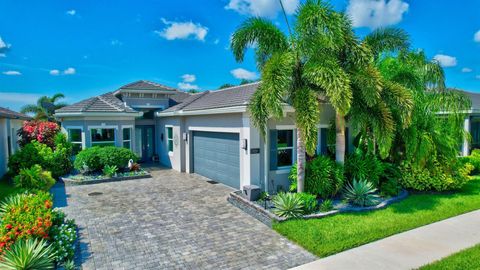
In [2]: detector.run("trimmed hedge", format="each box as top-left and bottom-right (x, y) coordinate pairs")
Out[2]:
(74, 146), (137, 173)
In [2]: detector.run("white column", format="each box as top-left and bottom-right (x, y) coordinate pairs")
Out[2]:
(463, 116), (470, 156)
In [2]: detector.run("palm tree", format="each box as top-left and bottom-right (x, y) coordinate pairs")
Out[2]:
(231, 0), (355, 191)
(21, 93), (67, 121)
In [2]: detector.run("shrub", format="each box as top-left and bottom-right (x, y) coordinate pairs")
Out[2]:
(400, 159), (473, 192)
(8, 141), (72, 178)
(102, 165), (118, 177)
(13, 165), (56, 191)
(50, 219), (77, 264)
(18, 121), (60, 149)
(345, 152), (385, 187)
(459, 149), (480, 175)
(0, 238), (55, 270)
(380, 178), (401, 197)
(74, 147), (137, 173)
(0, 192), (53, 252)
(343, 179), (380, 207)
(289, 156), (344, 198)
(319, 199), (334, 212)
(272, 192), (304, 219)
(297, 193), (317, 214)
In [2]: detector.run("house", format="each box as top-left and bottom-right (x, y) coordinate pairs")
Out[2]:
(55, 80), (354, 193)
(458, 90), (480, 156)
(0, 107), (31, 177)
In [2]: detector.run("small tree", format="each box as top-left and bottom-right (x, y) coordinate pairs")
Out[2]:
(18, 121), (60, 148)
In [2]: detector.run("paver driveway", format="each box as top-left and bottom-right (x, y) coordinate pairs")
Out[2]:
(52, 168), (316, 270)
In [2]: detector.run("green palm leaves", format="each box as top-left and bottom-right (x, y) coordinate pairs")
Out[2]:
(20, 93), (67, 121)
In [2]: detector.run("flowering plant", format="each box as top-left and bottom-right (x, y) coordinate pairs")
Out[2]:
(0, 192), (53, 253)
(18, 121), (60, 148)
(50, 218), (77, 263)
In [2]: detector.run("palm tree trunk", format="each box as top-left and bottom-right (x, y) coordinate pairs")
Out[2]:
(297, 129), (306, 193)
(335, 112), (346, 164)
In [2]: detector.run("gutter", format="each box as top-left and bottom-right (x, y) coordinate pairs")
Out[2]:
(54, 111), (144, 118)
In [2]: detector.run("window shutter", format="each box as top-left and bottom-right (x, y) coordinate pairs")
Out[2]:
(270, 129), (277, 170)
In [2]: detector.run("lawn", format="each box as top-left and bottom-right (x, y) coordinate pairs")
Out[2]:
(419, 244), (480, 269)
(0, 179), (23, 202)
(273, 177), (480, 258)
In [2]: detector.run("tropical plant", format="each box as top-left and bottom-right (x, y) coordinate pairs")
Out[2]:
(62, 259), (75, 270)
(102, 165), (118, 177)
(231, 0), (361, 192)
(272, 192), (304, 218)
(0, 238), (55, 270)
(289, 156), (344, 198)
(17, 121), (60, 149)
(345, 151), (385, 187)
(319, 199), (334, 212)
(380, 178), (401, 197)
(13, 165), (56, 191)
(297, 193), (318, 214)
(8, 141), (72, 178)
(20, 93), (67, 121)
(343, 179), (380, 207)
(459, 149), (480, 175)
(74, 146), (137, 173)
(50, 219), (77, 264)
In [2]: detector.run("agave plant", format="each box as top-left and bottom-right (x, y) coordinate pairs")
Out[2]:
(0, 239), (55, 270)
(343, 179), (380, 207)
(102, 165), (118, 177)
(0, 193), (27, 218)
(272, 192), (304, 219)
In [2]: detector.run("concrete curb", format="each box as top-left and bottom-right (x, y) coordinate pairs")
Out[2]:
(61, 173), (152, 186)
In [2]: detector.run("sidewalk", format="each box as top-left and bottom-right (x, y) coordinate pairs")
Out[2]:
(291, 210), (480, 270)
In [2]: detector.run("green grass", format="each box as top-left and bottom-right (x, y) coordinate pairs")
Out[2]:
(0, 179), (22, 202)
(419, 244), (480, 269)
(273, 177), (480, 258)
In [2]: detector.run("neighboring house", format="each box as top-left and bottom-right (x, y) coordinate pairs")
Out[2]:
(55, 80), (354, 193)
(0, 107), (31, 177)
(458, 90), (480, 156)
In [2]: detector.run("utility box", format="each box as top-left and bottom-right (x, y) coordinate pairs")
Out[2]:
(243, 185), (261, 201)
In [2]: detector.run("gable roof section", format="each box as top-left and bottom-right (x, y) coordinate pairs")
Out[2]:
(0, 107), (31, 120)
(55, 92), (138, 115)
(118, 80), (177, 92)
(160, 82), (260, 115)
(169, 91), (192, 106)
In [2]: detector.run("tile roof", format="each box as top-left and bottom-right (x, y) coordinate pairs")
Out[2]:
(119, 80), (177, 92)
(0, 107), (31, 120)
(162, 82), (260, 113)
(169, 91), (192, 106)
(56, 92), (137, 113)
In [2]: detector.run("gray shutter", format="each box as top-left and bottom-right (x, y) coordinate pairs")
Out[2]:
(270, 129), (277, 170)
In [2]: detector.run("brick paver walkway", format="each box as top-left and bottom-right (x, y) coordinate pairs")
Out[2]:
(52, 168), (315, 270)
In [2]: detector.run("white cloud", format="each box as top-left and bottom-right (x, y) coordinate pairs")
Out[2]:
(346, 0), (409, 29)
(156, 18), (208, 41)
(0, 37), (6, 50)
(462, 68), (473, 73)
(231, 68), (258, 80)
(2, 70), (21, 76)
(49, 69), (60, 76)
(433, 54), (457, 67)
(63, 67), (76, 75)
(66, 10), (76, 16)
(111, 39), (123, 46)
(474, 30), (480, 43)
(225, 0), (299, 18)
(0, 53), (5, 58)
(181, 74), (196, 83)
(177, 82), (200, 90)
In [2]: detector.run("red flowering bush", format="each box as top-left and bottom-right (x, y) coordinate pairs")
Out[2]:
(18, 121), (60, 148)
(0, 192), (53, 254)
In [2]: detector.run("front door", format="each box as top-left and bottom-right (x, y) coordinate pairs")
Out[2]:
(135, 125), (155, 162)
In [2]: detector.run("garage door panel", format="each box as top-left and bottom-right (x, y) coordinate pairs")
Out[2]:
(193, 131), (240, 189)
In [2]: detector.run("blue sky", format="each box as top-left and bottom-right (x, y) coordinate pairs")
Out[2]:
(0, 0), (479, 111)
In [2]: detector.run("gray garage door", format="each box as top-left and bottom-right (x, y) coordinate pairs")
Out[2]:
(192, 131), (240, 189)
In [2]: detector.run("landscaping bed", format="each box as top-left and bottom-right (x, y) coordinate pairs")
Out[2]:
(273, 178), (480, 258)
(228, 189), (408, 227)
(61, 170), (151, 186)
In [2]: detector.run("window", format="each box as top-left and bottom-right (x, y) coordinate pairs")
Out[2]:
(277, 130), (294, 167)
(91, 128), (115, 147)
(123, 128), (132, 149)
(68, 129), (83, 154)
(166, 127), (173, 152)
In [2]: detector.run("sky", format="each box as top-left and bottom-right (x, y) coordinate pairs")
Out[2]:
(0, 0), (479, 111)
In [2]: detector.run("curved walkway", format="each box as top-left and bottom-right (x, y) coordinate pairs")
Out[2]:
(52, 168), (316, 270)
(292, 209), (480, 270)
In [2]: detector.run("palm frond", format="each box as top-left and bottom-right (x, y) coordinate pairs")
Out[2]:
(363, 27), (410, 59)
(293, 87), (320, 155)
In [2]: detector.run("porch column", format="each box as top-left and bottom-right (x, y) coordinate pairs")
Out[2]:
(463, 116), (470, 156)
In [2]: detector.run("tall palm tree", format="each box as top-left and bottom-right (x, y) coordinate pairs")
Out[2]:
(21, 93), (67, 121)
(231, 0), (357, 191)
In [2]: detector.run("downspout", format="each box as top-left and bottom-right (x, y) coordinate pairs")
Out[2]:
(264, 129), (269, 193)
